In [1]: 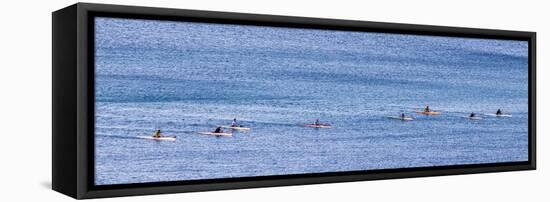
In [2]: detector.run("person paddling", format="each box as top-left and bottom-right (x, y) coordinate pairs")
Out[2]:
(314, 119), (320, 126)
(152, 129), (161, 138)
(213, 126), (223, 133)
(496, 109), (502, 115)
(469, 113), (476, 118)
(424, 106), (430, 112)
(231, 118), (239, 127)
(401, 113), (406, 119)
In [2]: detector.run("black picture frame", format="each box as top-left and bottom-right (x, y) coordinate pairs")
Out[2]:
(52, 3), (536, 199)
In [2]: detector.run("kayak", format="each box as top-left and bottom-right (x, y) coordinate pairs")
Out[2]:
(304, 124), (332, 128)
(136, 135), (176, 141)
(416, 111), (441, 115)
(463, 116), (483, 120)
(484, 113), (512, 117)
(387, 116), (414, 121)
(220, 125), (251, 131)
(197, 132), (233, 137)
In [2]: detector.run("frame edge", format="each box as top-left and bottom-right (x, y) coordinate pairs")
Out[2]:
(52, 3), (79, 199)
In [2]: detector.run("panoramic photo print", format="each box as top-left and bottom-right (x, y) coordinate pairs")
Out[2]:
(94, 17), (529, 185)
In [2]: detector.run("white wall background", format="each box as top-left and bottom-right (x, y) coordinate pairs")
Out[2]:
(0, 0), (546, 201)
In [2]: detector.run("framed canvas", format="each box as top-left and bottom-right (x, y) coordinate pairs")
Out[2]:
(52, 3), (536, 199)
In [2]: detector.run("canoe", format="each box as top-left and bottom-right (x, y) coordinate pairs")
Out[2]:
(463, 116), (483, 120)
(220, 125), (251, 131)
(136, 135), (176, 141)
(416, 111), (441, 115)
(197, 132), (233, 137)
(304, 124), (332, 128)
(387, 116), (414, 121)
(484, 113), (512, 117)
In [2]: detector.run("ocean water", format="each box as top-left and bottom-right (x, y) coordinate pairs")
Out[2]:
(94, 17), (529, 185)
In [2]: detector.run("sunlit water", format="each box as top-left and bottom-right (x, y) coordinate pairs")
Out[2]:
(94, 17), (529, 185)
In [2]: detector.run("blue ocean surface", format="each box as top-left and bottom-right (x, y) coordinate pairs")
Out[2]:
(94, 17), (529, 185)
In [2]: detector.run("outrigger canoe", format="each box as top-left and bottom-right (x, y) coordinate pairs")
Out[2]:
(387, 116), (414, 121)
(136, 135), (176, 141)
(220, 125), (251, 131)
(484, 113), (512, 117)
(197, 132), (233, 137)
(304, 124), (332, 129)
(416, 111), (441, 115)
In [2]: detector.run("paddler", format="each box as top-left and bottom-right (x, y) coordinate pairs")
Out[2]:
(231, 118), (239, 127)
(153, 129), (161, 138)
(213, 126), (223, 133)
(401, 113), (406, 119)
(496, 109), (502, 115)
(469, 113), (476, 118)
(424, 106), (430, 112)
(314, 119), (320, 126)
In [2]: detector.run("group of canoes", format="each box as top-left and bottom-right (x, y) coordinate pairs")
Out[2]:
(196, 118), (332, 137)
(389, 106), (510, 121)
(197, 118), (250, 137)
(137, 106), (510, 141)
(138, 117), (332, 140)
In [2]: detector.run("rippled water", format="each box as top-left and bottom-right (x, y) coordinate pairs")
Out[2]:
(94, 17), (529, 185)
